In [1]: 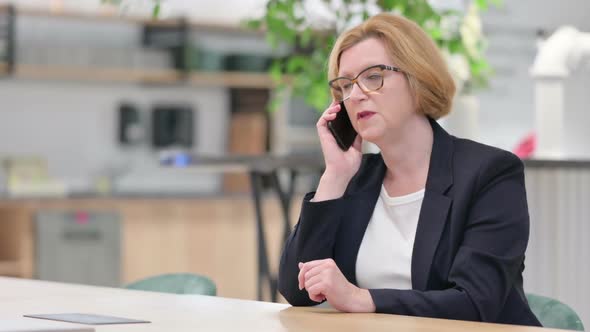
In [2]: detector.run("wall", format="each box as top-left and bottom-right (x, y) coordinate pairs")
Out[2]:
(0, 11), (282, 195)
(476, 0), (590, 150)
(0, 80), (230, 194)
(7, 0), (590, 154)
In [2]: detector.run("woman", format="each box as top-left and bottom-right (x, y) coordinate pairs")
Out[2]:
(277, 13), (541, 327)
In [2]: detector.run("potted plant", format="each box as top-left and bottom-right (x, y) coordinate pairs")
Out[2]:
(247, 0), (501, 139)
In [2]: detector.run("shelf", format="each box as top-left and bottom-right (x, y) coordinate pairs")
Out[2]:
(0, 64), (276, 88)
(12, 64), (182, 84)
(188, 71), (275, 89)
(0, 5), (277, 89)
(0, 4), (263, 35)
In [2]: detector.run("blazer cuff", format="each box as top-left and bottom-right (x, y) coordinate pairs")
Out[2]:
(368, 288), (404, 315)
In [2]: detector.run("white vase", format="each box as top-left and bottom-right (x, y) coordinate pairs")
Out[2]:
(438, 94), (480, 140)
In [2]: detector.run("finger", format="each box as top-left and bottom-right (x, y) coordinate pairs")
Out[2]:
(301, 259), (329, 272)
(304, 263), (329, 285)
(306, 283), (327, 303)
(327, 99), (339, 110)
(327, 102), (341, 114)
(299, 260), (328, 289)
(316, 103), (341, 128)
(310, 293), (326, 303)
(300, 260), (329, 277)
(299, 260), (325, 289)
(303, 272), (325, 292)
(322, 112), (337, 122)
(298, 262), (304, 290)
(306, 282), (326, 302)
(301, 271), (328, 303)
(322, 102), (341, 117)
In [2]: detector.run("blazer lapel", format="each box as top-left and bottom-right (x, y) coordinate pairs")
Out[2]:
(411, 118), (454, 291)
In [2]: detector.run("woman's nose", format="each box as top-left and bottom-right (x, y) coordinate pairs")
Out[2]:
(348, 82), (367, 102)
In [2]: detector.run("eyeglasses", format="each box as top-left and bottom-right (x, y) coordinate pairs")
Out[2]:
(328, 64), (402, 102)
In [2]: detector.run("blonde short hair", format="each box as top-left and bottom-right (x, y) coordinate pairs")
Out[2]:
(328, 13), (455, 119)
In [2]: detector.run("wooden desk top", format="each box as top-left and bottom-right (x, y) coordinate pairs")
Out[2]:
(0, 277), (562, 332)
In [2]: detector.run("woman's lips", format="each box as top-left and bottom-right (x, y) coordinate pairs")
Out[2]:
(357, 111), (376, 120)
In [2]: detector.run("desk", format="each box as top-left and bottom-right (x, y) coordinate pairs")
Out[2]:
(175, 153), (324, 302)
(0, 277), (560, 332)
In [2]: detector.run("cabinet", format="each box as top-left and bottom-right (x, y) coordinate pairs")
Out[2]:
(0, 207), (33, 278)
(0, 196), (298, 301)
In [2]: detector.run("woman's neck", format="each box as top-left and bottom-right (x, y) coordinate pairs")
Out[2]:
(377, 115), (433, 196)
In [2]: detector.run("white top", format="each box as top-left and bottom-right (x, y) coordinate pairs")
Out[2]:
(355, 185), (424, 290)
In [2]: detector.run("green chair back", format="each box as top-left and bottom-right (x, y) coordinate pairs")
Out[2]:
(125, 273), (217, 296)
(526, 293), (584, 331)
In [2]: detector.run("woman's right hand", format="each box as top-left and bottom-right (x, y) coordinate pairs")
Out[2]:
(312, 101), (363, 201)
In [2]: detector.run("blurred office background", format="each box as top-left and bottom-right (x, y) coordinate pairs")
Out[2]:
(0, 0), (587, 328)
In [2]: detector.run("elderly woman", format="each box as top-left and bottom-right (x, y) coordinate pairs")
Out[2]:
(278, 13), (541, 327)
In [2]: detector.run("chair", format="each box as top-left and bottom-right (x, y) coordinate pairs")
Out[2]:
(124, 273), (217, 296)
(526, 293), (584, 331)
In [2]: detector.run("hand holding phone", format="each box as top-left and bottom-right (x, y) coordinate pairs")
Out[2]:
(327, 102), (358, 151)
(313, 101), (362, 201)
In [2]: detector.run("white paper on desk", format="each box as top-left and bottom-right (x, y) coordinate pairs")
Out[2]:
(0, 318), (94, 332)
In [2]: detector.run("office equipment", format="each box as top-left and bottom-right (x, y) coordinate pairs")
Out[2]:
(118, 103), (143, 145)
(35, 211), (121, 287)
(151, 104), (194, 149)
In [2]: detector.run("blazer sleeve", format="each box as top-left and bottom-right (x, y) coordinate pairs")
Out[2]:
(369, 152), (530, 322)
(278, 192), (350, 306)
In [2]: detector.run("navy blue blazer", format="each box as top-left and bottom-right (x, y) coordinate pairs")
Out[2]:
(278, 118), (541, 327)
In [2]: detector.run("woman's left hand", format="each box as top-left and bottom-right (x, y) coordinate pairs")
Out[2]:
(298, 259), (376, 313)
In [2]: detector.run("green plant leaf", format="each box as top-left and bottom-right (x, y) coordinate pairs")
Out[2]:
(475, 0), (489, 10)
(269, 60), (283, 83)
(378, 0), (398, 11)
(299, 28), (312, 48)
(244, 18), (262, 30)
(152, 2), (160, 19)
(286, 56), (308, 73)
(267, 84), (287, 113)
(247, 0), (495, 113)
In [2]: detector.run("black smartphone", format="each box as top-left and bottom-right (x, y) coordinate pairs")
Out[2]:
(327, 102), (357, 151)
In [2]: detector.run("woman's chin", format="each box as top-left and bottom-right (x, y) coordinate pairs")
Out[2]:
(358, 129), (383, 145)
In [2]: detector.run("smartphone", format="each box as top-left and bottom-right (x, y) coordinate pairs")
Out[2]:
(327, 102), (357, 151)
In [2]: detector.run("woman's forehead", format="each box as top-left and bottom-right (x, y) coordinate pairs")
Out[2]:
(338, 38), (391, 76)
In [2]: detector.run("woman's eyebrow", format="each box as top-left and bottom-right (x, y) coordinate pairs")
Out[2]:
(337, 70), (353, 78)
